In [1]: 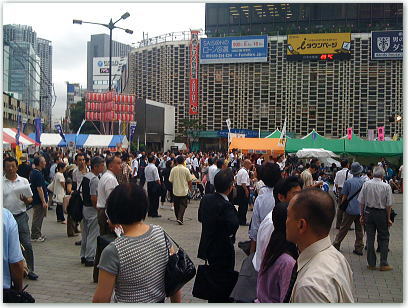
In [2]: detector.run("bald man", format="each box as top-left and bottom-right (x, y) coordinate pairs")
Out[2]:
(285, 188), (354, 303)
(235, 159), (252, 226)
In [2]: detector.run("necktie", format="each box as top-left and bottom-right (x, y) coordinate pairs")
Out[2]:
(283, 262), (298, 303)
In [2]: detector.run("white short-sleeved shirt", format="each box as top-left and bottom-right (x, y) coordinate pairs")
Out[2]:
(53, 172), (66, 203)
(334, 168), (353, 188)
(131, 159), (139, 177)
(399, 165), (403, 178)
(252, 211), (274, 272)
(357, 178), (393, 210)
(236, 168), (250, 185)
(3, 175), (32, 215)
(97, 170), (119, 209)
(145, 163), (160, 182)
(208, 165), (219, 185)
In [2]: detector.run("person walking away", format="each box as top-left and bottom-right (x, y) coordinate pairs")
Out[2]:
(333, 162), (365, 256)
(197, 169), (240, 302)
(285, 188), (354, 302)
(205, 158), (217, 194)
(334, 159), (353, 229)
(130, 152), (139, 184)
(3, 157), (38, 280)
(249, 162), (281, 253)
(235, 159), (252, 226)
(162, 160), (174, 209)
(93, 184), (181, 303)
(30, 156), (48, 242)
(80, 156), (104, 267)
(3, 208), (25, 292)
(53, 163), (67, 224)
(169, 155), (192, 224)
(17, 156), (32, 182)
(97, 155), (121, 235)
(144, 156), (162, 218)
(138, 155), (148, 188)
(256, 203), (298, 303)
(358, 166), (394, 271)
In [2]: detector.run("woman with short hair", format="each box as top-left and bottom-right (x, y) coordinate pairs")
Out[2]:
(92, 183), (181, 303)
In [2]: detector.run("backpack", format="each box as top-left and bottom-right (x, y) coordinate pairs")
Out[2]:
(67, 181), (84, 222)
(81, 176), (92, 207)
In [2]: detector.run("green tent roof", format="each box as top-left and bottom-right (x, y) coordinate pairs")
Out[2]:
(344, 133), (403, 157)
(265, 129), (281, 138)
(285, 130), (345, 154)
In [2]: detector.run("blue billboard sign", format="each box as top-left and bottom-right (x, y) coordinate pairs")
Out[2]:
(200, 35), (268, 64)
(217, 129), (259, 138)
(371, 31), (403, 60)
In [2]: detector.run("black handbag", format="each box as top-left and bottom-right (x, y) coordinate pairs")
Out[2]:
(3, 285), (35, 303)
(390, 209), (397, 222)
(192, 263), (239, 301)
(163, 231), (196, 297)
(339, 184), (363, 212)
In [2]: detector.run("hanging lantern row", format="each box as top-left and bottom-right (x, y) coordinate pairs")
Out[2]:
(85, 92), (135, 104)
(86, 102), (135, 113)
(86, 111), (134, 122)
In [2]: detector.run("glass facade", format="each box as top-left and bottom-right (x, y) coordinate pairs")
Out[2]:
(205, 3), (403, 37)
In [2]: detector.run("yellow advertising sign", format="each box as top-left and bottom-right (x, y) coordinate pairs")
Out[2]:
(287, 33), (351, 55)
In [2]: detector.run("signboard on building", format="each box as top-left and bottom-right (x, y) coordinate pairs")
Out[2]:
(200, 35), (268, 64)
(189, 30), (200, 115)
(92, 57), (126, 91)
(371, 31), (403, 60)
(287, 33), (351, 61)
(217, 129), (259, 138)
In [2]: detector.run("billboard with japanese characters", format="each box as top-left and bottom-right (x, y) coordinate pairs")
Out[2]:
(371, 31), (403, 60)
(287, 33), (351, 61)
(200, 35), (268, 64)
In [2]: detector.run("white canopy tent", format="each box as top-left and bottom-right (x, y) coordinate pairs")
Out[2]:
(83, 135), (114, 148)
(296, 148), (340, 159)
(35, 133), (63, 147)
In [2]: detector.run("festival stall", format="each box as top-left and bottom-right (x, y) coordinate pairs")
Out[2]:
(343, 133), (403, 157)
(4, 128), (37, 147)
(229, 137), (285, 157)
(264, 129), (282, 139)
(285, 130), (345, 154)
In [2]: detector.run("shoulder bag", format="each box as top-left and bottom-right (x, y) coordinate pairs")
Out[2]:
(3, 285), (35, 303)
(163, 231), (196, 297)
(339, 183), (363, 212)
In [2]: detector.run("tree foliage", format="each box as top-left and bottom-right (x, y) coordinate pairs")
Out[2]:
(176, 118), (205, 146)
(69, 98), (98, 134)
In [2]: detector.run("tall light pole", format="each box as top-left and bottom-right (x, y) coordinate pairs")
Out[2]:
(73, 12), (133, 91)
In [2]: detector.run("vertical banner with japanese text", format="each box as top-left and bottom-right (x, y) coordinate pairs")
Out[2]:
(377, 126), (385, 141)
(347, 128), (353, 140)
(189, 30), (200, 115)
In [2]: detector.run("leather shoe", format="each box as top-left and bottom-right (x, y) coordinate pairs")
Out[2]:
(75, 240), (82, 246)
(81, 257), (86, 264)
(176, 219), (183, 225)
(84, 260), (94, 267)
(367, 266), (377, 270)
(27, 271), (39, 280)
(380, 265), (393, 271)
(353, 250), (363, 256)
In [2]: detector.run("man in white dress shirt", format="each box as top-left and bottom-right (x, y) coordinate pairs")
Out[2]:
(235, 159), (252, 226)
(286, 188), (354, 303)
(334, 159), (353, 229)
(144, 155), (162, 218)
(97, 156), (120, 235)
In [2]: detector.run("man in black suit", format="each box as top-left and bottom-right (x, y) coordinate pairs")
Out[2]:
(197, 169), (240, 302)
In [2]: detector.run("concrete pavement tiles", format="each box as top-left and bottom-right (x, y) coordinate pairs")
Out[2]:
(25, 193), (403, 303)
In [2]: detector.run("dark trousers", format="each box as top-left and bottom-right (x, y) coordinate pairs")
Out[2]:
(31, 204), (46, 239)
(365, 208), (390, 267)
(139, 176), (146, 188)
(173, 195), (188, 222)
(205, 183), (214, 194)
(14, 212), (34, 272)
(67, 215), (78, 237)
(55, 202), (65, 222)
(236, 186), (249, 225)
(97, 209), (111, 236)
(335, 188), (344, 228)
(333, 212), (364, 253)
(147, 181), (160, 217)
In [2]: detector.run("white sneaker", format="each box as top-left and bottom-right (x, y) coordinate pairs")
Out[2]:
(31, 236), (46, 242)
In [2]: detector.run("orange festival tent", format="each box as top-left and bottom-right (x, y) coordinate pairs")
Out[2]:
(229, 137), (285, 157)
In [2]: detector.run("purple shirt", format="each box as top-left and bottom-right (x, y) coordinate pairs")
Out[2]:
(256, 253), (296, 303)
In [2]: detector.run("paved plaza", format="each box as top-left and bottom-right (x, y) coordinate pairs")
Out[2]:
(25, 193), (403, 303)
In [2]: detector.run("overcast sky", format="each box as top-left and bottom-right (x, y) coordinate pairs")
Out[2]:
(3, 2), (205, 121)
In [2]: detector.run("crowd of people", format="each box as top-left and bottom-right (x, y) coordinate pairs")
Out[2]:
(3, 146), (400, 303)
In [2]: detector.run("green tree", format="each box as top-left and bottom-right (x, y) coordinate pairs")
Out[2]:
(175, 118), (205, 147)
(69, 99), (99, 134)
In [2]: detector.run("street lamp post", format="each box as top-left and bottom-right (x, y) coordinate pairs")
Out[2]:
(73, 12), (133, 91)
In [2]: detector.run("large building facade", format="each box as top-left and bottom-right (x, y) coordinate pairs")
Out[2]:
(3, 24), (53, 130)
(124, 3), (402, 148)
(86, 34), (133, 92)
